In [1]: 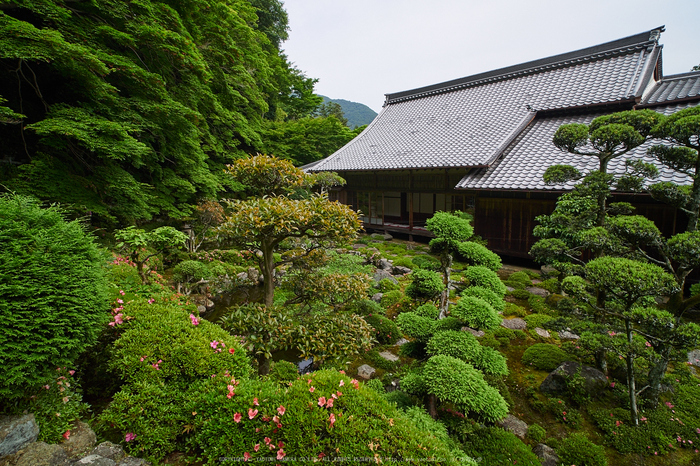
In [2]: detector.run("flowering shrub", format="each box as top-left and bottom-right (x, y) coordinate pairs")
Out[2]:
(364, 314), (400, 345)
(0, 194), (109, 400)
(194, 370), (466, 463)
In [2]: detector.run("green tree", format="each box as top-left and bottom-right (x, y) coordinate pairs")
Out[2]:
(316, 101), (349, 127)
(115, 226), (188, 284)
(0, 194), (108, 400)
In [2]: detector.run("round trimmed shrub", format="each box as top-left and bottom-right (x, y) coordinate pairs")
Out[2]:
(521, 343), (570, 371)
(463, 266), (507, 297)
(451, 296), (501, 331)
(348, 299), (384, 316)
(426, 330), (481, 362)
(269, 361), (299, 385)
(0, 194), (109, 399)
(527, 423), (546, 443)
(477, 346), (509, 376)
(405, 269), (445, 301)
(415, 303), (440, 319)
(396, 312), (435, 341)
(411, 254), (441, 271)
(461, 286), (505, 313)
(505, 271), (532, 289)
(524, 313), (554, 329)
(380, 290), (406, 309)
(455, 241), (502, 272)
(364, 314), (400, 345)
(461, 426), (540, 466)
(377, 277), (400, 292)
(433, 316), (463, 332)
(557, 433), (608, 466)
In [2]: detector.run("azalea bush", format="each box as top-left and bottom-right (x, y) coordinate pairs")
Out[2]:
(194, 370), (468, 463)
(0, 194), (109, 401)
(364, 314), (401, 345)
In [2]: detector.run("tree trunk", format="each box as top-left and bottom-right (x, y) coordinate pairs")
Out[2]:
(644, 345), (671, 407)
(594, 349), (608, 374)
(427, 393), (438, 419)
(438, 253), (452, 319)
(257, 354), (271, 376)
(261, 240), (276, 308)
(625, 320), (639, 426)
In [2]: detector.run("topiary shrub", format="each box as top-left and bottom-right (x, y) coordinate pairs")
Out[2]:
(527, 423), (546, 443)
(521, 343), (571, 371)
(461, 426), (541, 466)
(460, 286), (505, 313)
(0, 194), (109, 400)
(433, 316), (463, 332)
(410, 254), (441, 271)
(450, 296), (501, 331)
(348, 299), (384, 316)
(405, 269), (445, 301)
(364, 314), (400, 345)
(557, 433), (608, 466)
(455, 242), (502, 272)
(463, 266), (507, 297)
(382, 390), (415, 409)
(396, 312), (435, 341)
(377, 277), (400, 292)
(510, 289), (532, 299)
(493, 327), (515, 340)
(503, 302), (528, 317)
(414, 303), (440, 319)
(269, 361), (299, 385)
(504, 271), (532, 289)
(524, 313), (554, 329)
(477, 346), (509, 376)
(364, 378), (385, 393)
(380, 290), (406, 309)
(194, 370), (463, 463)
(426, 330), (481, 363)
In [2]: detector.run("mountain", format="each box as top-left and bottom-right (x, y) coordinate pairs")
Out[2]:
(319, 96), (378, 129)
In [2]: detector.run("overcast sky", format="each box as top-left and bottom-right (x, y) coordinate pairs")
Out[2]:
(281, 0), (699, 114)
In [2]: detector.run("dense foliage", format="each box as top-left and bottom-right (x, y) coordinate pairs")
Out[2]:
(0, 194), (108, 400)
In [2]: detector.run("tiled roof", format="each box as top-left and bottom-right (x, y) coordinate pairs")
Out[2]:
(641, 71), (700, 106)
(309, 28), (664, 173)
(456, 102), (697, 191)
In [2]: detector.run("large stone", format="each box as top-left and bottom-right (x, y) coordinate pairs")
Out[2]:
(0, 414), (39, 458)
(117, 458), (151, 466)
(501, 318), (527, 330)
(90, 443), (125, 462)
(73, 455), (116, 466)
(540, 361), (607, 398)
(533, 443), (559, 466)
(246, 267), (260, 284)
(498, 415), (528, 439)
(688, 349), (700, 367)
(378, 259), (393, 271)
(462, 327), (485, 338)
(60, 421), (95, 458)
(357, 364), (376, 380)
(526, 286), (548, 297)
(534, 327), (550, 338)
(557, 330), (580, 340)
(370, 233), (393, 241)
(371, 293), (383, 303)
(392, 266), (412, 275)
(393, 338), (409, 347)
(373, 269), (397, 284)
(378, 351), (399, 362)
(8, 441), (70, 466)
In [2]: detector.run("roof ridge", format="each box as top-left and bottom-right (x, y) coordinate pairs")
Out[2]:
(385, 27), (665, 105)
(659, 70), (700, 81)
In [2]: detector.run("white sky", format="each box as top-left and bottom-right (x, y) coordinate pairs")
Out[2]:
(281, 0), (700, 114)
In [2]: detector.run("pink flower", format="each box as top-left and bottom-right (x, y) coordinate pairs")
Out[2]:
(248, 408), (258, 419)
(339, 380), (345, 387)
(119, 290), (125, 296)
(339, 370), (346, 374)
(351, 379), (359, 389)
(244, 452), (251, 462)
(254, 444), (260, 452)
(318, 396), (327, 407)
(272, 415), (280, 425)
(234, 412), (242, 423)
(44, 385), (50, 390)
(253, 398), (259, 406)
(277, 405), (286, 416)
(336, 391), (342, 397)
(309, 386), (315, 393)
(147, 298), (155, 304)
(210, 340), (219, 349)
(329, 413), (336, 428)
(62, 430), (70, 440)
(610, 382), (615, 388)
(645, 341), (652, 347)
(229, 348), (235, 355)
(326, 398), (334, 408)
(190, 314), (200, 326)
(125, 432), (136, 442)
(68, 370), (75, 376)
(116, 298), (124, 304)
(277, 448), (286, 460)
(264, 437), (272, 445)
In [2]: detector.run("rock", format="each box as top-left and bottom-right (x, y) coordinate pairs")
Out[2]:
(392, 266), (412, 275)
(378, 351), (399, 362)
(370, 233), (392, 241)
(246, 267), (260, 284)
(196, 305), (207, 314)
(352, 243), (365, 250)
(393, 338), (409, 347)
(533, 443), (559, 466)
(357, 364), (376, 380)
(526, 287), (548, 297)
(498, 415), (528, 439)
(501, 318), (527, 330)
(90, 443), (125, 462)
(505, 286), (515, 292)
(236, 272), (248, 281)
(73, 455), (116, 466)
(9, 441), (70, 466)
(534, 327), (550, 338)
(558, 330), (580, 340)
(205, 299), (215, 309)
(373, 269), (397, 284)
(0, 414), (39, 458)
(371, 293), (383, 303)
(688, 349), (700, 367)
(60, 421), (95, 458)
(462, 327), (485, 338)
(377, 258), (393, 270)
(117, 458), (151, 466)
(540, 361), (607, 398)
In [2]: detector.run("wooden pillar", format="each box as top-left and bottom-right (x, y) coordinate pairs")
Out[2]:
(408, 170), (414, 231)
